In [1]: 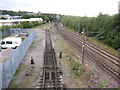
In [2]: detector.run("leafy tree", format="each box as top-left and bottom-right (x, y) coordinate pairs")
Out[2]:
(61, 13), (120, 50)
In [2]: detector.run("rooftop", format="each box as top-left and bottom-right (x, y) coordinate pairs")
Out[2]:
(0, 18), (43, 23)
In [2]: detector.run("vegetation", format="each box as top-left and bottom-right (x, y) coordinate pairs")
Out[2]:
(0, 21), (46, 31)
(1, 9), (119, 49)
(21, 13), (57, 22)
(0, 17), (7, 19)
(0, 9), (57, 22)
(0, 10), (30, 16)
(61, 13), (120, 50)
(69, 57), (83, 76)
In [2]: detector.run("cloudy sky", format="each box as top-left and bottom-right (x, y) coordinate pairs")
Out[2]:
(0, 0), (119, 16)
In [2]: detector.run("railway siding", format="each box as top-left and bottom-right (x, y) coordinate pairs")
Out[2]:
(35, 29), (63, 89)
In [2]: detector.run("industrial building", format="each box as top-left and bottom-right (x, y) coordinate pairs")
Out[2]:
(0, 15), (21, 20)
(0, 18), (43, 27)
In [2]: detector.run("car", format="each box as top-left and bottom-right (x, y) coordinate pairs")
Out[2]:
(0, 37), (22, 49)
(20, 32), (28, 36)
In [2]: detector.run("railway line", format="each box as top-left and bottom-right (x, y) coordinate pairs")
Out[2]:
(59, 24), (119, 65)
(39, 29), (63, 89)
(64, 29), (119, 68)
(54, 23), (120, 81)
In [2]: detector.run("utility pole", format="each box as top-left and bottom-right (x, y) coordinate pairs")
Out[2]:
(77, 22), (80, 35)
(82, 28), (85, 63)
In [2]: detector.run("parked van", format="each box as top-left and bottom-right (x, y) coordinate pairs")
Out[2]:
(0, 37), (22, 49)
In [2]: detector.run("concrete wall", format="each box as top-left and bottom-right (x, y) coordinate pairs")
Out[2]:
(0, 30), (36, 89)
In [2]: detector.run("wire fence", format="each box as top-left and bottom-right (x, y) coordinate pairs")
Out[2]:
(0, 28), (35, 38)
(0, 30), (36, 89)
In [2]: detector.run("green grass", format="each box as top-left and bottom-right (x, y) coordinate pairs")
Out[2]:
(28, 41), (37, 51)
(76, 33), (118, 57)
(0, 35), (11, 39)
(88, 37), (118, 57)
(0, 58), (7, 64)
(69, 57), (83, 76)
(33, 23), (51, 29)
(15, 64), (25, 75)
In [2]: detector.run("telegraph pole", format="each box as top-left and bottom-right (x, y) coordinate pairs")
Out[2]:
(82, 28), (85, 63)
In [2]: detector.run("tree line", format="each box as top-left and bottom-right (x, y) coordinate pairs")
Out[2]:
(0, 21), (46, 31)
(0, 10), (57, 22)
(0, 10), (29, 16)
(0, 10), (58, 33)
(61, 13), (120, 50)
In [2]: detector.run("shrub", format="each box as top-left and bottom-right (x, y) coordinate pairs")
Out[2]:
(69, 57), (83, 76)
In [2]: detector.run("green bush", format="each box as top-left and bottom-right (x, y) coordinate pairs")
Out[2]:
(69, 57), (83, 76)
(0, 21), (46, 31)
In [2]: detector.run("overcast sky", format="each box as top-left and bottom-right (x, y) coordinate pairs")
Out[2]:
(0, 0), (119, 17)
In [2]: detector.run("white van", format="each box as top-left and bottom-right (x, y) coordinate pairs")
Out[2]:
(0, 37), (22, 49)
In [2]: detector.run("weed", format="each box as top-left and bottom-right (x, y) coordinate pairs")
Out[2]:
(69, 57), (83, 76)
(97, 81), (108, 88)
(15, 64), (24, 74)
(1, 58), (7, 63)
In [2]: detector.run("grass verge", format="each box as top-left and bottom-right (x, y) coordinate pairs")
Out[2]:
(15, 64), (25, 75)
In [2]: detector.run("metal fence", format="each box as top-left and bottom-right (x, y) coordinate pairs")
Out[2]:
(0, 30), (36, 89)
(0, 30), (11, 38)
(0, 28), (32, 38)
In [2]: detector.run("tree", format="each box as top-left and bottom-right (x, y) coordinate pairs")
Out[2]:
(61, 14), (120, 50)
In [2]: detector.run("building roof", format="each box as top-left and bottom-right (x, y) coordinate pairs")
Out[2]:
(0, 15), (11, 17)
(0, 18), (43, 23)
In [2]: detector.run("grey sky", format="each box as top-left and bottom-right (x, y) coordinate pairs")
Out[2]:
(0, 0), (119, 16)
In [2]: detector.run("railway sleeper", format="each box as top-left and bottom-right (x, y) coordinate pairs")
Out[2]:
(43, 68), (63, 75)
(44, 66), (57, 69)
(41, 83), (63, 88)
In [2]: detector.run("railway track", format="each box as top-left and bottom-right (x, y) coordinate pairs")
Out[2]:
(54, 23), (120, 81)
(39, 29), (63, 89)
(61, 28), (120, 68)
(59, 24), (119, 65)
